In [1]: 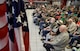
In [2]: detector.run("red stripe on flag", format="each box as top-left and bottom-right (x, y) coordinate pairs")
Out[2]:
(24, 32), (29, 51)
(0, 2), (6, 17)
(0, 24), (8, 39)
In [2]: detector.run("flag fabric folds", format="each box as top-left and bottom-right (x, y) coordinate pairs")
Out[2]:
(0, 15), (9, 51)
(6, 0), (29, 51)
(0, 0), (9, 51)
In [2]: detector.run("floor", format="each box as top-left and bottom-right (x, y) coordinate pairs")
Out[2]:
(26, 9), (72, 51)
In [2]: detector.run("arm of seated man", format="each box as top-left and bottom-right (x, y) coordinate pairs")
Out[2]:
(44, 35), (69, 46)
(73, 31), (80, 36)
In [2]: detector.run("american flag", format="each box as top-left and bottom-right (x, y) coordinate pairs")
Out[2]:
(6, 0), (29, 51)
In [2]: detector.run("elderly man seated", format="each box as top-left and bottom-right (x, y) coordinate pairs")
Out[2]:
(43, 25), (69, 51)
(67, 21), (80, 48)
(68, 18), (77, 34)
(41, 18), (56, 37)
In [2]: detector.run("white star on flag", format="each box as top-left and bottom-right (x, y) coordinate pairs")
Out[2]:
(8, 24), (13, 30)
(16, 15), (21, 23)
(20, 11), (25, 17)
(23, 21), (27, 26)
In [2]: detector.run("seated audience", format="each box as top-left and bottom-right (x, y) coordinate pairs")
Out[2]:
(33, 4), (80, 50)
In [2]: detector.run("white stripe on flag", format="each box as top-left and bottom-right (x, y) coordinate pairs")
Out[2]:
(14, 26), (25, 51)
(9, 38), (16, 51)
(0, 15), (7, 28)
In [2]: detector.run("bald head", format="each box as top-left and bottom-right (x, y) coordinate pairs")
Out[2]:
(59, 25), (67, 32)
(50, 18), (55, 23)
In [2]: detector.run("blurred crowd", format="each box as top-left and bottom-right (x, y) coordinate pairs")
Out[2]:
(32, 4), (80, 51)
